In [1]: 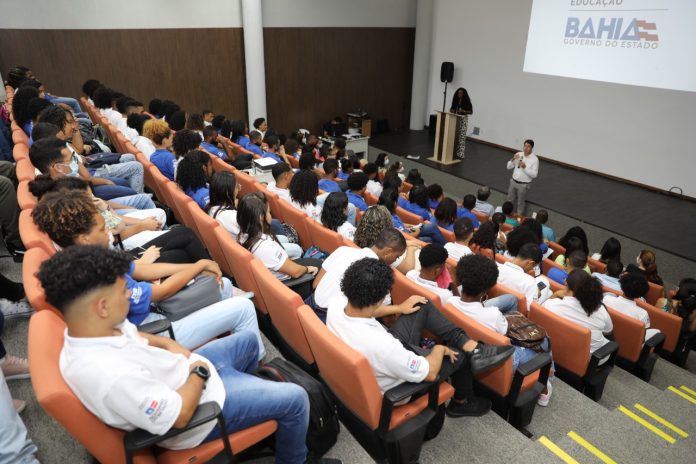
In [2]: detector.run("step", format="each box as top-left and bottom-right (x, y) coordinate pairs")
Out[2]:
(649, 356), (696, 391)
(598, 363), (665, 411)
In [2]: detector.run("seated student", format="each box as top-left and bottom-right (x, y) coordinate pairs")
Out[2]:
(267, 162), (294, 203)
(659, 279), (696, 342)
(625, 249), (664, 286)
(406, 243), (460, 306)
(33, 193), (262, 350)
(379, 189), (447, 245)
(245, 130), (264, 157)
(518, 217), (550, 257)
(445, 217), (474, 260)
(345, 172), (369, 212)
(230, 120), (250, 148)
(434, 197), (458, 232)
(591, 237), (621, 264)
(289, 169), (322, 221)
(363, 162), (383, 197)
(474, 186), (495, 218)
(321, 192), (356, 240)
(93, 87), (122, 128)
(237, 194), (320, 297)
(283, 138), (302, 160)
(592, 259), (624, 292)
(127, 113), (156, 158)
(405, 168), (424, 186)
(503, 226), (538, 260)
(199, 125), (228, 160)
(491, 212), (507, 252)
(253, 117), (268, 138)
(397, 184), (433, 222)
(497, 243), (550, 310)
(554, 237), (591, 274)
(200, 109), (212, 127)
(176, 150), (212, 209)
(37, 246), (313, 463)
(535, 209), (556, 243)
(114, 97), (143, 143)
(337, 158), (353, 181)
(168, 110), (187, 131)
(452, 254), (554, 405)
(185, 113), (205, 140)
(318, 158), (342, 193)
(150, 127), (195, 182)
(558, 225), (590, 257)
(375, 152), (389, 173)
(12, 85), (39, 136)
(261, 135), (287, 164)
(147, 98), (162, 118)
(548, 250), (588, 285)
(456, 195), (480, 229)
(327, 256), (515, 417)
(603, 274), (661, 342)
(502, 201), (519, 227)
(427, 184), (444, 210)
(544, 270), (613, 356)
(298, 152), (319, 171)
(143, 118), (173, 162)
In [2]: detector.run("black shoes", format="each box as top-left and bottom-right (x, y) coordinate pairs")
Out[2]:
(468, 344), (515, 374)
(446, 396), (492, 417)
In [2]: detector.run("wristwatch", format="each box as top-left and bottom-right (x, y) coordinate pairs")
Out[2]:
(190, 365), (210, 386)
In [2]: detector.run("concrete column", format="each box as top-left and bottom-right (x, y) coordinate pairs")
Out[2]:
(241, 0), (267, 125)
(409, 0), (433, 130)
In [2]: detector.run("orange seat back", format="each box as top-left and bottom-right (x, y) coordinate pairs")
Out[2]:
(264, 188), (285, 223)
(211, 156), (235, 174)
(645, 282), (664, 306)
(148, 166), (175, 211)
(250, 260), (315, 364)
(13, 142), (29, 162)
(17, 180), (38, 210)
(306, 218), (344, 254)
(391, 271), (442, 308)
(277, 201), (313, 250)
(547, 241), (564, 260)
(235, 170), (258, 197)
(604, 307), (645, 363)
(637, 300), (681, 353)
(402, 181), (413, 193)
(186, 203), (228, 273)
(164, 183), (202, 240)
(16, 158), (36, 182)
(23, 248), (59, 314)
(19, 209), (56, 256)
(528, 302), (590, 377)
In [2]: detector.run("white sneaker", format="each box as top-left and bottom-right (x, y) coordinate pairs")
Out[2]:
(1, 355), (30, 380)
(231, 287), (255, 299)
(0, 298), (34, 320)
(13, 398), (26, 414)
(537, 381), (553, 407)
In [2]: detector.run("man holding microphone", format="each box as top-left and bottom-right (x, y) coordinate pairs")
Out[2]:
(506, 139), (539, 215)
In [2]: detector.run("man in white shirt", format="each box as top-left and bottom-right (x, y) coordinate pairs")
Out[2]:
(506, 139), (539, 215)
(602, 273), (661, 342)
(444, 217), (474, 261)
(266, 162), (293, 203)
(38, 245), (312, 462)
(327, 257), (515, 417)
(496, 243), (549, 311)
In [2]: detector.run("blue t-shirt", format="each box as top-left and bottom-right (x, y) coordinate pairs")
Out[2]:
(436, 220), (454, 232)
(456, 207), (480, 229)
(200, 141), (226, 160)
(262, 151), (282, 163)
(429, 199), (440, 210)
(547, 267), (568, 285)
(337, 171), (350, 181)
(22, 121), (32, 137)
(402, 201), (432, 222)
(391, 213), (407, 232)
(346, 191), (368, 212)
(150, 149), (176, 181)
(186, 186), (210, 209)
(318, 178), (342, 193)
(246, 144), (263, 156)
(125, 262), (153, 326)
(237, 135), (250, 148)
(542, 224), (556, 242)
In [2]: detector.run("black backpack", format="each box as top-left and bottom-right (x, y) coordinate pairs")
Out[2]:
(256, 358), (339, 458)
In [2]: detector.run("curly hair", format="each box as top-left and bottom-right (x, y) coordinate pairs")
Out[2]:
(434, 197), (457, 227)
(347, 172), (368, 192)
(470, 221), (498, 250)
(321, 192), (349, 231)
(419, 243), (448, 269)
(353, 205), (393, 248)
(566, 270), (603, 316)
(456, 254), (499, 297)
(619, 273), (649, 299)
(176, 150), (211, 192)
(143, 119), (171, 145)
(289, 169), (319, 207)
(32, 190), (98, 248)
(172, 129), (202, 157)
(37, 245), (132, 314)
(340, 258), (394, 309)
(38, 105), (69, 131)
(12, 86), (39, 126)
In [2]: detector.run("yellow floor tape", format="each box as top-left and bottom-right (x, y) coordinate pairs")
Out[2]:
(634, 403), (688, 438)
(680, 385), (696, 398)
(537, 436), (580, 464)
(668, 386), (696, 405)
(567, 431), (618, 464)
(618, 405), (676, 444)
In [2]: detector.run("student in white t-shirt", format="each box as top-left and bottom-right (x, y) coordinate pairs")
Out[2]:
(237, 193), (320, 296)
(327, 257), (515, 417)
(543, 270), (613, 356)
(449, 254), (554, 406)
(289, 169), (322, 221)
(320, 192), (356, 241)
(38, 246), (311, 462)
(602, 273), (661, 342)
(363, 162), (383, 198)
(266, 162), (294, 203)
(406, 243), (459, 306)
(496, 242), (550, 311)
(444, 216), (475, 261)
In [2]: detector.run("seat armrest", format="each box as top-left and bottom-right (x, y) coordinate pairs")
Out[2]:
(139, 318), (175, 340)
(645, 332), (666, 349)
(586, 341), (619, 375)
(283, 272), (315, 289)
(378, 381), (440, 437)
(516, 352), (552, 377)
(592, 340), (619, 361)
(383, 381), (434, 405)
(124, 402), (222, 452)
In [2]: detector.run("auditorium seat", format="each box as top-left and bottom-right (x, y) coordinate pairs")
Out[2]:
(17, 180), (38, 210)
(249, 259), (315, 370)
(22, 247), (59, 314)
(297, 305), (454, 463)
(16, 158), (36, 182)
(395, 206), (422, 226)
(19, 209), (55, 256)
(604, 306), (664, 381)
(164, 183), (203, 241)
(185, 202), (228, 272)
(547, 241), (564, 260)
(277, 201), (313, 250)
(528, 302), (618, 400)
(210, 156), (235, 174)
(12, 129), (29, 147)
(645, 282), (664, 306)
(147, 166), (177, 215)
(306, 217), (344, 254)
(264, 188), (285, 223)
(636, 299), (684, 363)
(234, 170), (257, 197)
(28, 310), (277, 464)
(12, 142), (29, 162)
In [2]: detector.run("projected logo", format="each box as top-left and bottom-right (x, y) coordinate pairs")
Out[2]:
(564, 17), (659, 48)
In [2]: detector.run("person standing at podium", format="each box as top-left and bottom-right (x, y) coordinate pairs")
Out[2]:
(506, 139), (539, 215)
(449, 88), (473, 159)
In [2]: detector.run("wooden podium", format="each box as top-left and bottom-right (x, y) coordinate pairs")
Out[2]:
(430, 111), (467, 165)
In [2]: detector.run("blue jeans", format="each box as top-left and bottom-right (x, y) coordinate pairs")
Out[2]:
(417, 223), (447, 245)
(91, 154), (145, 193)
(45, 95), (86, 118)
(511, 338), (554, 376)
(198, 331), (309, 464)
(112, 193), (156, 210)
(0, 369), (39, 463)
(484, 294), (519, 314)
(93, 183), (137, 200)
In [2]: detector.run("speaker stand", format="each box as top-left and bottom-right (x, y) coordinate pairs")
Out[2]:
(442, 81), (448, 113)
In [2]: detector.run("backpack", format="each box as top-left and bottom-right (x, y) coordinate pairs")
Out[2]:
(303, 245), (329, 261)
(505, 312), (547, 352)
(256, 358), (339, 458)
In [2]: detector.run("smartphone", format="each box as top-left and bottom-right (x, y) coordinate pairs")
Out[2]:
(537, 281), (547, 291)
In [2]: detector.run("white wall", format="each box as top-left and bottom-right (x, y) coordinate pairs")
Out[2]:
(426, 0), (696, 196)
(0, 0), (416, 29)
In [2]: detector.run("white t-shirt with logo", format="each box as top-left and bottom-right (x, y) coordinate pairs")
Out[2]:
(406, 270), (453, 306)
(447, 298), (508, 335)
(248, 234), (290, 281)
(59, 320), (225, 450)
(336, 221), (356, 240)
(444, 242), (472, 261)
(291, 200), (322, 221)
(266, 182), (292, 203)
(496, 261), (538, 311)
(326, 296), (428, 392)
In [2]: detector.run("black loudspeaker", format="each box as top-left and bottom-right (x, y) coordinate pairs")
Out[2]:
(440, 62), (454, 83)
